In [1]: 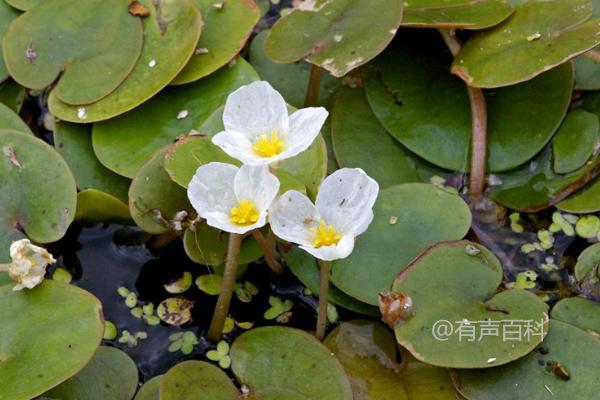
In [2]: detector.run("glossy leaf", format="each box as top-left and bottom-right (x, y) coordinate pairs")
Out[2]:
(402, 0), (513, 29)
(573, 242), (600, 282)
(392, 241), (549, 368)
(161, 360), (241, 400)
(92, 58), (259, 178)
(230, 326), (353, 399)
(557, 177), (600, 213)
(45, 346), (138, 400)
(553, 109), (599, 173)
(452, 0), (600, 88)
(48, 0), (202, 122)
(172, 0), (260, 84)
(331, 183), (472, 305)
(265, 0), (402, 77)
(0, 1), (20, 81)
(0, 129), (76, 262)
(0, 281), (104, 400)
(4, 0), (38, 11)
(4, 0), (143, 105)
(75, 189), (132, 224)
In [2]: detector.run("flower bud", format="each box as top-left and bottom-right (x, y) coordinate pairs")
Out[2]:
(6, 239), (56, 291)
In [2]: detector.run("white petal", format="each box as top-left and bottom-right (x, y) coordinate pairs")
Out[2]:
(277, 107), (328, 160)
(187, 162), (238, 218)
(212, 130), (273, 166)
(222, 81), (289, 140)
(316, 168), (379, 236)
(204, 211), (265, 235)
(268, 190), (320, 247)
(234, 165), (280, 211)
(300, 235), (355, 261)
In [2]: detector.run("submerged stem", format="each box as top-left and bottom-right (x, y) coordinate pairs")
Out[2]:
(304, 65), (323, 107)
(439, 29), (488, 199)
(315, 259), (331, 341)
(251, 229), (284, 274)
(207, 233), (242, 341)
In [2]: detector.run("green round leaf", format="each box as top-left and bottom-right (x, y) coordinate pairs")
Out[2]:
(552, 297), (600, 333)
(392, 241), (549, 368)
(48, 0), (202, 122)
(0, 1), (20, 82)
(0, 101), (29, 133)
(553, 109), (599, 173)
(0, 79), (26, 113)
(0, 129), (77, 262)
(454, 320), (600, 399)
(4, 0), (144, 105)
(172, 0), (260, 85)
(365, 36), (573, 172)
(54, 122), (130, 202)
(265, 0), (402, 77)
(325, 320), (456, 400)
(574, 242), (600, 282)
(570, 0), (600, 90)
(230, 326), (353, 399)
(402, 0), (514, 30)
(557, 177), (600, 213)
(134, 375), (162, 400)
(75, 189), (132, 224)
(92, 58), (259, 178)
(331, 86), (421, 187)
(5, 0), (38, 11)
(451, 0), (600, 88)
(331, 183), (471, 305)
(45, 346), (138, 400)
(0, 281), (104, 400)
(161, 360), (241, 400)
(129, 146), (192, 234)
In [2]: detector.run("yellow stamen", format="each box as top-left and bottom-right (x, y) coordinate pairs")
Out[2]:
(230, 199), (259, 226)
(253, 129), (285, 157)
(311, 220), (341, 248)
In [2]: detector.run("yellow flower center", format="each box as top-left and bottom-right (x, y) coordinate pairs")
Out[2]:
(230, 199), (259, 226)
(311, 220), (341, 248)
(253, 129), (285, 157)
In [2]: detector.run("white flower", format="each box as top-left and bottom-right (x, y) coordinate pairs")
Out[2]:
(212, 81), (328, 166)
(0, 239), (56, 291)
(187, 162), (280, 234)
(269, 168), (379, 261)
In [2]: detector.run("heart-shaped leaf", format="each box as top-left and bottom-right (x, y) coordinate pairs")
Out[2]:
(54, 122), (130, 202)
(230, 326), (353, 399)
(44, 346), (138, 400)
(4, 0), (144, 105)
(134, 375), (162, 400)
(129, 146), (193, 234)
(451, 0), (600, 88)
(402, 0), (513, 30)
(557, 177), (600, 213)
(265, 0), (402, 77)
(552, 297), (600, 333)
(48, 0), (202, 122)
(92, 58), (258, 178)
(454, 320), (600, 399)
(331, 183), (471, 305)
(0, 2), (19, 82)
(75, 189), (132, 224)
(171, 0), (260, 85)
(553, 109), (599, 173)
(392, 240), (549, 368)
(0, 101), (29, 133)
(161, 360), (241, 400)
(0, 281), (104, 400)
(325, 320), (456, 400)
(0, 129), (76, 262)
(365, 34), (573, 172)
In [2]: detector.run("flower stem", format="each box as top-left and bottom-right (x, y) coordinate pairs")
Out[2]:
(582, 49), (600, 63)
(315, 259), (331, 341)
(251, 229), (284, 274)
(304, 65), (323, 107)
(439, 29), (488, 199)
(207, 232), (242, 341)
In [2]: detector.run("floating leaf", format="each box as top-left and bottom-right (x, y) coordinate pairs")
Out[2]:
(44, 347), (138, 400)
(552, 297), (600, 333)
(365, 34), (573, 172)
(172, 0), (260, 84)
(92, 58), (258, 178)
(74, 189), (131, 224)
(325, 320), (456, 400)
(573, 242), (600, 282)
(264, 0), (402, 77)
(331, 183), (471, 305)
(0, 129), (76, 262)
(402, 0), (513, 29)
(553, 109), (599, 173)
(48, 0), (201, 122)
(54, 122), (130, 202)
(0, 281), (104, 400)
(134, 375), (162, 400)
(230, 326), (353, 399)
(0, 101), (29, 133)
(4, 0), (38, 11)
(454, 320), (600, 399)
(4, 0), (144, 105)
(0, 79), (25, 113)
(0, 2), (20, 82)
(161, 360), (241, 400)
(129, 146), (193, 234)
(557, 177), (600, 213)
(157, 297), (194, 326)
(392, 241), (549, 368)
(452, 0), (600, 88)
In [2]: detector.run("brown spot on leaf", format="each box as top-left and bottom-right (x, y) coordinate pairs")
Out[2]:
(128, 1), (150, 17)
(26, 42), (37, 63)
(3, 146), (22, 168)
